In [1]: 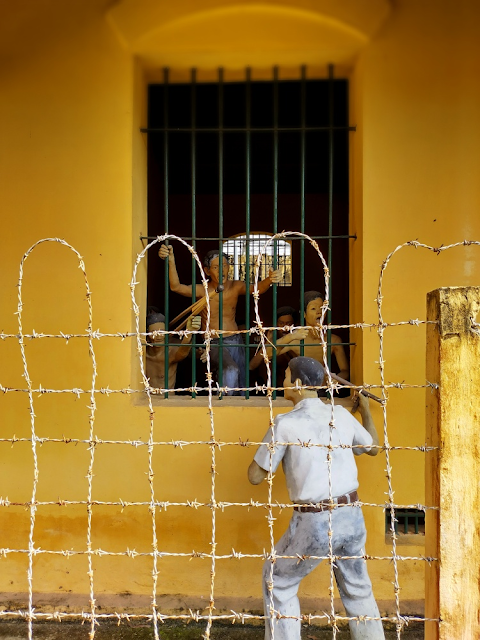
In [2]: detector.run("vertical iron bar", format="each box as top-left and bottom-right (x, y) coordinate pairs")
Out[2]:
(327, 64), (334, 373)
(218, 68), (224, 397)
(300, 65), (306, 356)
(245, 68), (251, 399)
(191, 68), (197, 398)
(272, 67), (279, 399)
(163, 68), (170, 399)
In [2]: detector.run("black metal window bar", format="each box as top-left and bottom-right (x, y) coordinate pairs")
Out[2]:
(143, 65), (355, 399)
(386, 509), (426, 535)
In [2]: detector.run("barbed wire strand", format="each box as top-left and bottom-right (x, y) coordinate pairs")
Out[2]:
(0, 317), (439, 342)
(16, 238), (101, 640)
(0, 380), (440, 396)
(252, 232), (341, 638)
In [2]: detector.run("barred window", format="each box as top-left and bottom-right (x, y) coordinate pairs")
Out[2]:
(223, 233), (292, 286)
(144, 66), (354, 399)
(386, 509), (425, 536)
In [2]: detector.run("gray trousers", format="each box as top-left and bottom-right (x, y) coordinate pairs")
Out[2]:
(262, 505), (385, 640)
(209, 334), (246, 396)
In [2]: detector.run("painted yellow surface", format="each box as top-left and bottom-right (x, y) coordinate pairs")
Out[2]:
(107, 0), (390, 59)
(1, 0), (480, 617)
(425, 288), (480, 640)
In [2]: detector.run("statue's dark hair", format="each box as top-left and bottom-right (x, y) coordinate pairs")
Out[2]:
(276, 306), (297, 323)
(146, 311), (165, 331)
(147, 306), (160, 315)
(203, 250), (231, 268)
(303, 290), (324, 312)
(288, 356), (325, 389)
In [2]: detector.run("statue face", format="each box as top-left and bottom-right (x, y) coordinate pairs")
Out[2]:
(277, 314), (294, 331)
(205, 256), (229, 286)
(304, 297), (324, 327)
(148, 321), (166, 344)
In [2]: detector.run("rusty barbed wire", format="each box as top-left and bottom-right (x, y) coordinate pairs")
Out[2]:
(0, 609), (439, 625)
(0, 381), (440, 395)
(0, 437), (437, 452)
(0, 498), (438, 511)
(2, 236), (475, 637)
(0, 318), (438, 341)
(0, 547), (436, 563)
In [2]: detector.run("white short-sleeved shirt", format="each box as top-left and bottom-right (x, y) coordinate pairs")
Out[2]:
(254, 398), (373, 503)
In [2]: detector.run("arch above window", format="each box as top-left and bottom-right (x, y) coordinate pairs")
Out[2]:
(108, 0), (391, 71)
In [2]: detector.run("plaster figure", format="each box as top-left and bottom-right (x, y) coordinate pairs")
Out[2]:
(248, 356), (384, 640)
(146, 310), (201, 394)
(279, 291), (349, 381)
(159, 244), (281, 395)
(249, 306), (308, 391)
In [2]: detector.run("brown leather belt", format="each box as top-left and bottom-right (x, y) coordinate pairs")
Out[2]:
(293, 490), (359, 513)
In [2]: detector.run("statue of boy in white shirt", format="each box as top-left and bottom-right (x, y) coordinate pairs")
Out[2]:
(249, 356), (384, 640)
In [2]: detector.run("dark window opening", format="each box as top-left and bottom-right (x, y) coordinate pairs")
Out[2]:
(386, 509), (426, 536)
(144, 67), (354, 398)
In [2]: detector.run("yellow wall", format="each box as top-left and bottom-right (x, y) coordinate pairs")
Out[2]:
(360, 0), (480, 524)
(1, 0), (480, 618)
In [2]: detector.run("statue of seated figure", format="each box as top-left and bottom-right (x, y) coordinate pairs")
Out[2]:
(145, 309), (201, 395)
(279, 291), (349, 382)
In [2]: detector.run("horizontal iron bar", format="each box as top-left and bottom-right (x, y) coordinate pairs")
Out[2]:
(141, 126), (356, 133)
(145, 342), (357, 348)
(141, 235), (357, 241)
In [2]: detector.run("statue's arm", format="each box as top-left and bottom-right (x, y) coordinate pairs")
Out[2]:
(276, 328), (309, 356)
(355, 394), (380, 456)
(158, 244), (203, 298)
(332, 335), (349, 380)
(170, 316), (201, 363)
(248, 460), (268, 484)
(247, 268), (283, 295)
(249, 331), (275, 370)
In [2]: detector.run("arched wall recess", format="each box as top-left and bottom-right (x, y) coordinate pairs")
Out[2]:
(107, 0), (391, 69)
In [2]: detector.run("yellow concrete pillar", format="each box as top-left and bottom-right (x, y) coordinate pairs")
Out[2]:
(425, 287), (480, 640)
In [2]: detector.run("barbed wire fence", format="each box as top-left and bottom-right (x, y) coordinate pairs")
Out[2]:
(1, 234), (478, 639)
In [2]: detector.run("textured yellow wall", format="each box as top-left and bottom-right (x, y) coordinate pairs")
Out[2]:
(1, 0), (480, 616)
(350, 0), (480, 606)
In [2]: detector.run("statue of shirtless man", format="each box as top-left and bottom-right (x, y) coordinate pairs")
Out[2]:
(279, 291), (349, 381)
(158, 245), (282, 395)
(146, 310), (201, 394)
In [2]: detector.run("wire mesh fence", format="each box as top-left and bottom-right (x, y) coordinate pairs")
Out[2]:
(2, 235), (478, 639)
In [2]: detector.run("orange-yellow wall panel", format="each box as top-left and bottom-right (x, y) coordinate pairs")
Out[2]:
(1, 0), (480, 614)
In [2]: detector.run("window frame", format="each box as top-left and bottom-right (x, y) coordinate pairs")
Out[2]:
(142, 66), (355, 401)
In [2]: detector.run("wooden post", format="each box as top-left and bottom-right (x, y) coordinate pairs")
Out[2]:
(425, 287), (480, 640)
